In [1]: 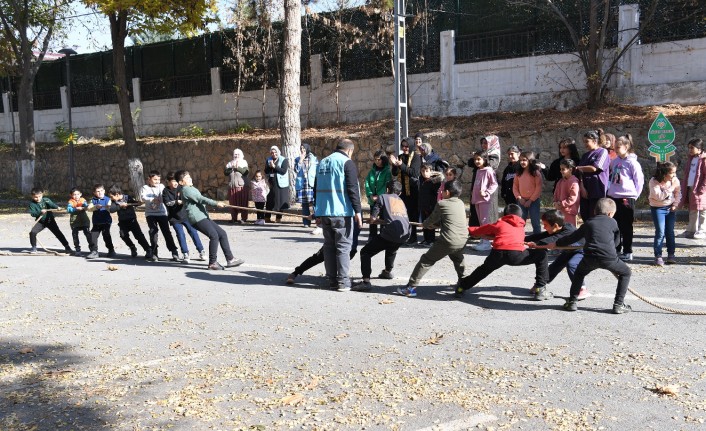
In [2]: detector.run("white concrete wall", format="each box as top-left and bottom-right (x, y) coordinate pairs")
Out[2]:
(1, 5), (705, 143)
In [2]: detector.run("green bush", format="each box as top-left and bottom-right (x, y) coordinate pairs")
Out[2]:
(180, 124), (206, 137)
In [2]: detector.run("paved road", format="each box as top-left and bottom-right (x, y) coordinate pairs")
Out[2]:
(1, 211), (706, 430)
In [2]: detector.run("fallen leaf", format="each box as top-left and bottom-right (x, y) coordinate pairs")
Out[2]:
(169, 342), (182, 349)
(423, 333), (444, 345)
(44, 369), (74, 378)
(334, 333), (349, 341)
(19, 347), (34, 354)
(379, 298), (395, 304)
(107, 265), (119, 271)
(651, 384), (679, 396)
(281, 393), (304, 406)
(306, 377), (319, 390)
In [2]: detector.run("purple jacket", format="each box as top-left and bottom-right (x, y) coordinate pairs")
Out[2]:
(607, 153), (644, 199)
(579, 147), (610, 199)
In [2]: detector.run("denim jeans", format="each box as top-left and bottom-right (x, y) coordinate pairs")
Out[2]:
(172, 220), (204, 254)
(651, 205), (676, 257)
(521, 199), (541, 235)
(301, 204), (311, 227)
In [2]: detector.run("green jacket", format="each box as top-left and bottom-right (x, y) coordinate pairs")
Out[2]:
(422, 197), (468, 247)
(28, 197), (59, 223)
(364, 165), (392, 206)
(181, 186), (218, 224)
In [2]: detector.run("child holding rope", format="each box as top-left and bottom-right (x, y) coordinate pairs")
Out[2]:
(28, 188), (71, 254)
(87, 184), (115, 259)
(108, 185), (151, 259)
(67, 187), (93, 256)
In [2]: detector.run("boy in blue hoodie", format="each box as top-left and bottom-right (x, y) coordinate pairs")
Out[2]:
(87, 184), (115, 259)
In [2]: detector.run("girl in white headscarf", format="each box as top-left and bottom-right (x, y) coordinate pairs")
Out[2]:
(224, 148), (250, 223)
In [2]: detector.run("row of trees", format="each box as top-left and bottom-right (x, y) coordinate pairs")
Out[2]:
(1, 0), (704, 196)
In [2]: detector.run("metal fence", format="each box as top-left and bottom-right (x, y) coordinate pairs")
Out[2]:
(455, 27), (576, 63)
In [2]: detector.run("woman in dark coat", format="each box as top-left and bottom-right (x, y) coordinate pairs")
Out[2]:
(389, 137), (421, 244)
(264, 145), (290, 223)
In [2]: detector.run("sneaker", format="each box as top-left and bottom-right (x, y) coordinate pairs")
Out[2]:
(28, 247), (38, 254)
(145, 250), (154, 261)
(665, 255), (677, 265)
(71, 250), (82, 257)
(577, 287), (591, 301)
(182, 253), (190, 264)
(563, 297), (578, 311)
(337, 284), (352, 292)
(473, 240), (492, 251)
(198, 250), (207, 261)
(529, 284), (540, 295)
(397, 285), (417, 297)
(406, 238), (418, 246)
(171, 252), (180, 262)
(454, 285), (465, 298)
(255, 219), (265, 226)
(612, 302), (632, 314)
(130, 247), (138, 258)
(351, 281), (372, 292)
(147, 253), (158, 262)
(378, 269), (394, 280)
(86, 250), (99, 259)
(226, 258), (244, 268)
(208, 262), (225, 270)
(236, 220), (243, 224)
(533, 287), (553, 301)
(106, 249), (116, 258)
(654, 257), (664, 266)
(311, 227), (323, 235)
(286, 273), (298, 285)
(693, 231), (706, 239)
(64, 247), (72, 254)
(619, 252), (633, 261)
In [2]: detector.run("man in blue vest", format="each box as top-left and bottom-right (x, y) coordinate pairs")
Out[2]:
(314, 139), (363, 291)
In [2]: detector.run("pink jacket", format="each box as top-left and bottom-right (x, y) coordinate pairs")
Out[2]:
(472, 167), (498, 204)
(553, 176), (580, 216)
(648, 177), (681, 208)
(679, 154), (706, 211)
(513, 171), (542, 202)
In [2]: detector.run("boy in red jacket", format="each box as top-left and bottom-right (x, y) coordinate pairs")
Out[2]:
(455, 203), (550, 298)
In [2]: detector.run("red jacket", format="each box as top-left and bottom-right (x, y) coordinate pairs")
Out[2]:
(468, 214), (526, 251)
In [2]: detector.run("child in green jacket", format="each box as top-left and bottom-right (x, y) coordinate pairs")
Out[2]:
(28, 187), (71, 254)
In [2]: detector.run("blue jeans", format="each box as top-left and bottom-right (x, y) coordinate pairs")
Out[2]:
(651, 206), (676, 257)
(301, 204), (311, 227)
(172, 220), (204, 254)
(521, 199), (541, 235)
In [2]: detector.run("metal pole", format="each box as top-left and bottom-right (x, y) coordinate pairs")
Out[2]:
(393, 0), (409, 154)
(66, 56), (75, 188)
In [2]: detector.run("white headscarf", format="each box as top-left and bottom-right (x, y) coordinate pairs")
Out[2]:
(483, 135), (501, 158)
(227, 148), (248, 169)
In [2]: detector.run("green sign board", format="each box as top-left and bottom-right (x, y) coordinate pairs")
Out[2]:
(647, 112), (676, 162)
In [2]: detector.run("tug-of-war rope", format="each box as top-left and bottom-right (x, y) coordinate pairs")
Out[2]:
(3, 205), (704, 315)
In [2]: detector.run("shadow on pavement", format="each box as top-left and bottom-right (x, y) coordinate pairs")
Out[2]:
(0, 340), (109, 430)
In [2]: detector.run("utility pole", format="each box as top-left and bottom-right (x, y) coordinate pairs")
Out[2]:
(393, 0), (409, 154)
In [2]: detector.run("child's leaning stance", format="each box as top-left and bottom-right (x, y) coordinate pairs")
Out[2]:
(163, 172), (206, 263)
(108, 185), (151, 259)
(28, 187), (71, 254)
(551, 198), (632, 314)
(67, 187), (93, 255)
(141, 170), (180, 262)
(88, 184), (115, 259)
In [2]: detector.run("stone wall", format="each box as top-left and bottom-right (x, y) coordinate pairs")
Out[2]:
(3, 122), (705, 206)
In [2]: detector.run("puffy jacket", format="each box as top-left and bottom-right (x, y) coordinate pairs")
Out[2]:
(468, 214), (526, 251)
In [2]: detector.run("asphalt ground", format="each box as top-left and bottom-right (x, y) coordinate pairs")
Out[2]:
(1, 210), (706, 431)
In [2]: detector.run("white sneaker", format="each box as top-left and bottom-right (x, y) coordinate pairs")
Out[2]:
(182, 252), (190, 264)
(693, 231), (706, 239)
(198, 250), (207, 261)
(311, 227), (323, 235)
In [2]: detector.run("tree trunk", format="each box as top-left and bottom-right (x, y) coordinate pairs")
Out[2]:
(110, 11), (144, 197)
(17, 67), (35, 194)
(280, 0), (302, 203)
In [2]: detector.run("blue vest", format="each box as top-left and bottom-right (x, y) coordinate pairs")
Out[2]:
(267, 156), (289, 188)
(314, 151), (354, 217)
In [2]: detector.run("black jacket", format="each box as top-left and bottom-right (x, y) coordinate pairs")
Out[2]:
(371, 193), (411, 244)
(109, 194), (141, 223)
(556, 215), (621, 260)
(162, 186), (188, 224)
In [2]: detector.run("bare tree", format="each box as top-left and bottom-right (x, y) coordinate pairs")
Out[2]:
(280, 0), (302, 201)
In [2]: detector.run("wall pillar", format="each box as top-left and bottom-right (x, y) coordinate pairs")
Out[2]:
(131, 77), (142, 134)
(617, 4), (640, 88)
(210, 67), (225, 123)
(310, 54), (322, 90)
(1, 92), (10, 137)
(440, 30), (455, 103)
(60, 86), (70, 124)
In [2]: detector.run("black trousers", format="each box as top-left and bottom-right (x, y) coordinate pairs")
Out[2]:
(30, 218), (69, 249)
(401, 193), (418, 241)
(570, 256), (631, 305)
(293, 247), (358, 276)
(90, 223), (114, 251)
(359, 235), (403, 278)
(146, 215), (177, 255)
(460, 249), (548, 290)
(611, 197), (633, 254)
(118, 219), (150, 251)
(71, 226), (93, 251)
(194, 219), (233, 264)
(255, 202), (265, 220)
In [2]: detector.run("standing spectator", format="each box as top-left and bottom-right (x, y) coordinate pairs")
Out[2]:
(601, 131), (618, 160)
(250, 170), (268, 225)
(224, 148), (250, 224)
(295, 143), (319, 232)
(265, 146), (290, 223)
(649, 162), (681, 266)
(481, 135), (501, 224)
(471, 151), (499, 251)
(418, 142), (448, 173)
(576, 130), (610, 222)
(500, 145), (521, 206)
(389, 137), (421, 244)
(553, 159), (580, 226)
(313, 139), (363, 292)
(364, 149), (392, 238)
(607, 134), (644, 261)
(539, 138), (580, 191)
(418, 163), (442, 246)
(513, 151), (543, 235)
(679, 138), (706, 239)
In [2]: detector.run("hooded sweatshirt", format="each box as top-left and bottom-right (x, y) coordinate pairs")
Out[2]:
(468, 214), (526, 251)
(607, 153), (644, 199)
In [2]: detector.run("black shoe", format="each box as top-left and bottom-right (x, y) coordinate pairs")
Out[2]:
(378, 269), (394, 279)
(563, 297), (578, 311)
(106, 249), (116, 258)
(171, 251), (180, 262)
(71, 249), (82, 256)
(64, 247), (72, 254)
(130, 247), (138, 258)
(533, 287), (554, 301)
(351, 281), (372, 292)
(612, 303), (632, 314)
(454, 285), (465, 298)
(286, 273), (298, 285)
(208, 262), (225, 270)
